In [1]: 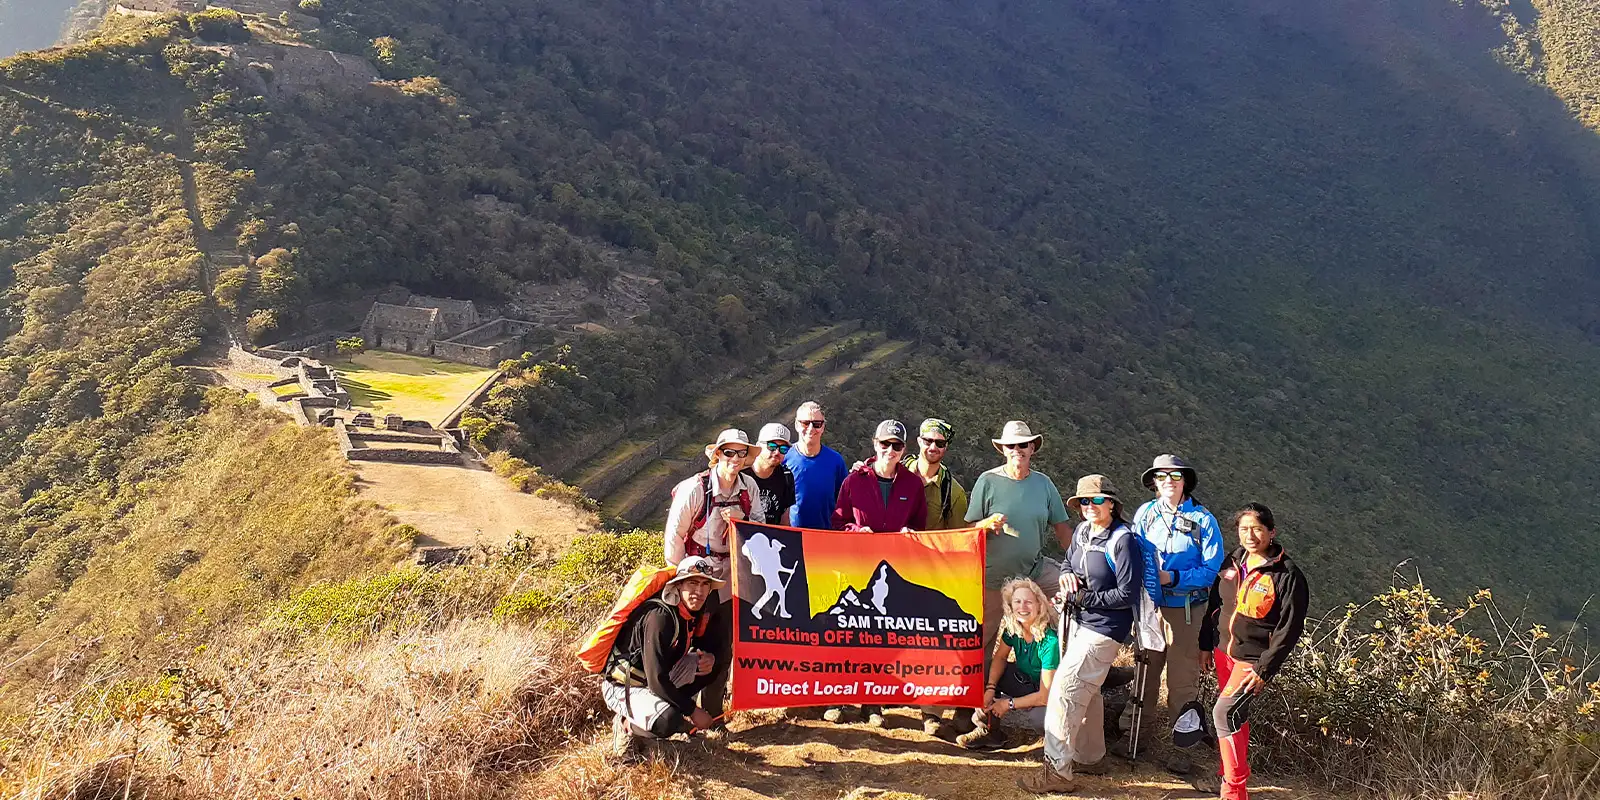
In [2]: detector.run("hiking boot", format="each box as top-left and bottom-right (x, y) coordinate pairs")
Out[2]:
(822, 706), (846, 724)
(1165, 755), (1194, 776)
(1108, 738), (1146, 760)
(610, 714), (642, 762)
(922, 715), (944, 737)
(1073, 758), (1109, 775)
(954, 725), (1003, 751)
(1017, 764), (1078, 794)
(1189, 773), (1222, 795)
(865, 706), (886, 727)
(948, 710), (980, 735)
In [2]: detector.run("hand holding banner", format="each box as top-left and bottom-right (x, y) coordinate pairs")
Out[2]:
(729, 521), (987, 710)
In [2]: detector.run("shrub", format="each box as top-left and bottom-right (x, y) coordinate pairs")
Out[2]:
(534, 480), (599, 513)
(550, 530), (660, 586)
(187, 8), (249, 43)
(1261, 583), (1600, 798)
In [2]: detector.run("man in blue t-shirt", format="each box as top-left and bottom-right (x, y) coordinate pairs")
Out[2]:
(784, 400), (849, 529)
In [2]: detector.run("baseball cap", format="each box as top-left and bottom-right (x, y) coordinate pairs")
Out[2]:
(1171, 700), (1208, 748)
(873, 419), (907, 442)
(757, 423), (793, 444)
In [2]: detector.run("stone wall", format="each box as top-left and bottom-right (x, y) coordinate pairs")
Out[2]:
(345, 447), (464, 465)
(580, 422), (689, 501)
(774, 320), (862, 361)
(430, 340), (503, 367)
(543, 422), (629, 478)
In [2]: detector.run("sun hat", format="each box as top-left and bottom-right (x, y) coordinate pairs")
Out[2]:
(991, 420), (1043, 454)
(664, 555), (727, 588)
(757, 423), (793, 444)
(704, 428), (752, 460)
(1141, 453), (1198, 491)
(1171, 700), (1209, 749)
(1066, 474), (1126, 522)
(919, 418), (953, 441)
(874, 419), (907, 442)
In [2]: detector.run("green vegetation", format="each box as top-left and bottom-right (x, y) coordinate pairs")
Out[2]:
(330, 350), (497, 424)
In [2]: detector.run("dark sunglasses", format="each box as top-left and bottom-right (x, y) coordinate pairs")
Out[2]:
(1002, 442), (1032, 451)
(876, 440), (906, 451)
(798, 420), (826, 429)
(1078, 496), (1111, 507)
(764, 442), (791, 454)
(719, 448), (749, 458)
(1152, 470), (1185, 482)
(920, 437), (949, 448)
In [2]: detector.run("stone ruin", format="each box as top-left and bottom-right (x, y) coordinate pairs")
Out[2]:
(359, 290), (541, 368)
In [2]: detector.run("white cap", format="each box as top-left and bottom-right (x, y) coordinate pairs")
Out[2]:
(757, 423), (793, 444)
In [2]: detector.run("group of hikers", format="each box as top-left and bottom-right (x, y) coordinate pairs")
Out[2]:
(594, 400), (1311, 799)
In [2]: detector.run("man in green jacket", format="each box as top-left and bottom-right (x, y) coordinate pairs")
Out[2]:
(903, 418), (970, 531)
(903, 417), (973, 736)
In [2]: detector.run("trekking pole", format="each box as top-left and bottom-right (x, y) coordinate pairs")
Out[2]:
(1128, 649), (1148, 760)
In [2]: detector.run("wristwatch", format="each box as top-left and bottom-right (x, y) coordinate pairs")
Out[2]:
(1007, 698), (1016, 712)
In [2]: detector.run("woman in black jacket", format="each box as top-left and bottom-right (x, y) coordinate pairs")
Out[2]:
(1195, 503), (1311, 800)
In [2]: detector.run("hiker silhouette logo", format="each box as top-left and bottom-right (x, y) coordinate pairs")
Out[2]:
(729, 521), (987, 710)
(741, 531), (795, 620)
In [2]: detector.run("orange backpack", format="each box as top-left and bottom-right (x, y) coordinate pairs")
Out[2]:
(575, 565), (678, 673)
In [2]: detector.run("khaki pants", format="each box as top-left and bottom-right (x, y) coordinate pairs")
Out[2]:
(1136, 605), (1203, 729)
(1043, 623), (1117, 775)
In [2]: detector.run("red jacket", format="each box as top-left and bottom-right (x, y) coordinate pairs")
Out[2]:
(831, 464), (928, 532)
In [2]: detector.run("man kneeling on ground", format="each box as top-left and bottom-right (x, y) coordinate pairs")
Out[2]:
(603, 556), (729, 759)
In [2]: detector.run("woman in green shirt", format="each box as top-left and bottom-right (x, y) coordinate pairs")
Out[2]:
(956, 577), (1060, 749)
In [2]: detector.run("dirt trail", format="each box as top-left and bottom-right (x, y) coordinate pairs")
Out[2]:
(665, 709), (1337, 800)
(351, 460), (594, 550)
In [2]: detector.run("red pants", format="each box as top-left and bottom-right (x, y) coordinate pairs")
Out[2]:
(1212, 650), (1253, 800)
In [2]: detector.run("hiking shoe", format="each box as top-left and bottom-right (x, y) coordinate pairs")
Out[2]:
(1017, 764), (1079, 794)
(610, 714), (642, 762)
(1189, 773), (1222, 795)
(954, 726), (1002, 751)
(1108, 738), (1146, 760)
(1073, 758), (1109, 775)
(1165, 755), (1194, 776)
(822, 706), (846, 724)
(948, 710), (980, 735)
(922, 715), (944, 737)
(865, 706), (886, 727)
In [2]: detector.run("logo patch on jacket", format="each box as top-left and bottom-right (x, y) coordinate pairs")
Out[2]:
(1238, 576), (1276, 619)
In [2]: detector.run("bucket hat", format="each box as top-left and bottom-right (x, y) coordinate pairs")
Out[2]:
(1066, 474), (1126, 522)
(664, 555), (727, 588)
(991, 420), (1043, 454)
(1141, 453), (1198, 491)
(704, 428), (752, 460)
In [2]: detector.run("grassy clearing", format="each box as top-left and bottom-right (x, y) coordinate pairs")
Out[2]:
(330, 351), (497, 425)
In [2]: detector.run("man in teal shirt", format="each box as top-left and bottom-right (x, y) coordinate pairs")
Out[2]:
(966, 421), (1069, 670)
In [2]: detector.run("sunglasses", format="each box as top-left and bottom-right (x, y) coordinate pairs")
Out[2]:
(798, 420), (826, 429)
(1078, 496), (1111, 507)
(719, 448), (749, 458)
(1152, 471), (1185, 482)
(764, 442), (791, 454)
(1002, 442), (1032, 451)
(920, 437), (949, 448)
(876, 440), (906, 451)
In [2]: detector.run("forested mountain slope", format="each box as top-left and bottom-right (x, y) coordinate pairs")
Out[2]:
(3, 0), (1600, 637)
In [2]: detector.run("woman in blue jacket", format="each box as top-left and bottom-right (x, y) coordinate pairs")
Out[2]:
(1125, 454), (1223, 775)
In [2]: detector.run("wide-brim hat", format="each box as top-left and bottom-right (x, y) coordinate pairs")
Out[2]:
(665, 556), (727, 588)
(704, 428), (752, 458)
(1141, 453), (1198, 491)
(991, 420), (1043, 454)
(1066, 474), (1127, 522)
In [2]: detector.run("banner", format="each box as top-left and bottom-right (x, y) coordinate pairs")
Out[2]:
(729, 520), (987, 710)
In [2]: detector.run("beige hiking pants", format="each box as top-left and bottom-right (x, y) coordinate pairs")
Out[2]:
(1043, 623), (1118, 775)
(1136, 605), (1203, 727)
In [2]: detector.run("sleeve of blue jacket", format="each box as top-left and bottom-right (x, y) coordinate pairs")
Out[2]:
(1077, 529), (1142, 610)
(1171, 508), (1224, 594)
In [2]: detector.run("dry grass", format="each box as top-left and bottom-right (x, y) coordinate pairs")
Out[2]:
(6, 617), (603, 800)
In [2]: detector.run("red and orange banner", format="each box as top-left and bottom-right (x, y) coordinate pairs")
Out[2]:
(729, 520), (987, 710)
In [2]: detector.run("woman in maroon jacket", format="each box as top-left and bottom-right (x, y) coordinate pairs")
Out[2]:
(831, 419), (929, 533)
(820, 419), (927, 726)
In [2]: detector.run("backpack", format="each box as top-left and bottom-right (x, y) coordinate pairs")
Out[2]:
(575, 565), (677, 674)
(1074, 520), (1127, 576)
(674, 470), (753, 557)
(905, 456), (954, 522)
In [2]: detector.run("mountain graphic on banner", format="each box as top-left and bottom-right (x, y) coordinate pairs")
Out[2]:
(817, 560), (974, 625)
